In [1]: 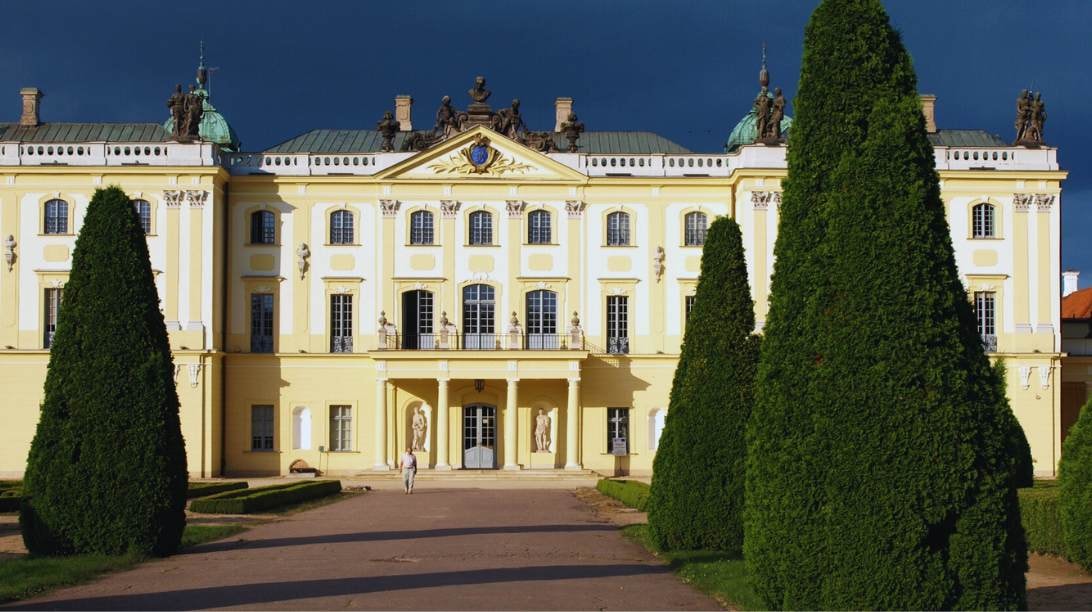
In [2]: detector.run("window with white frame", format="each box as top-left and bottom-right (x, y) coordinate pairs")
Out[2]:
(43, 287), (63, 348)
(329, 210), (354, 245)
(250, 293), (274, 353)
(685, 295), (697, 322)
(528, 210), (551, 244)
(329, 405), (352, 451)
(469, 210), (493, 245)
(250, 210), (276, 244)
(410, 210), (434, 245)
(330, 294), (353, 353)
(684, 212), (708, 246)
(526, 289), (558, 349)
(44, 199), (68, 235)
(974, 291), (996, 351)
(133, 199), (152, 235)
(606, 211), (630, 246)
(607, 407), (630, 454)
(607, 295), (629, 354)
(972, 203), (995, 238)
(251, 405), (274, 451)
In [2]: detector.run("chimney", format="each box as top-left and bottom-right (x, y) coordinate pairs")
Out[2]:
(554, 97), (573, 132)
(1063, 270), (1080, 297)
(20, 87), (42, 127)
(395, 95), (413, 132)
(920, 94), (937, 133)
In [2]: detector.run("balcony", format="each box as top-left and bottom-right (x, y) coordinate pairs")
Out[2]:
(376, 332), (583, 351)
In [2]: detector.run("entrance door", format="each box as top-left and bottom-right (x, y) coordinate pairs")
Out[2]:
(463, 404), (497, 469)
(526, 289), (558, 349)
(401, 290), (434, 349)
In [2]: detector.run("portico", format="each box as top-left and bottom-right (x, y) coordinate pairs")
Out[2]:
(373, 352), (587, 472)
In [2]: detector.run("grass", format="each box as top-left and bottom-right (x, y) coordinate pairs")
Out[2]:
(623, 523), (761, 610)
(0, 523), (246, 604)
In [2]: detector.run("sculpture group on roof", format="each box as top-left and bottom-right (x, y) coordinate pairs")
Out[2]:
(1014, 89), (1047, 146)
(166, 84), (205, 143)
(754, 48), (786, 145)
(376, 75), (585, 154)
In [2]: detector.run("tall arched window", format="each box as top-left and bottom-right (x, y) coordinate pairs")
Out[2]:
(132, 199), (152, 235)
(462, 284), (496, 349)
(329, 209), (353, 244)
(606, 211), (630, 246)
(684, 211), (707, 246)
(528, 210), (552, 244)
(250, 210), (276, 244)
(469, 210), (493, 245)
(410, 210), (434, 245)
(972, 203), (995, 238)
(44, 199), (68, 235)
(526, 289), (558, 349)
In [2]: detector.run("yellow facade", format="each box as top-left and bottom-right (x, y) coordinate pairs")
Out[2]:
(0, 96), (1069, 478)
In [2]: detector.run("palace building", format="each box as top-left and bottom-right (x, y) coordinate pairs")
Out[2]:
(0, 61), (1075, 478)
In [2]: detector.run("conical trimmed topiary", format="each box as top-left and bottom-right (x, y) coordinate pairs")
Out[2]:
(20, 186), (188, 556)
(1060, 399), (1092, 571)
(744, 0), (1027, 608)
(647, 217), (759, 553)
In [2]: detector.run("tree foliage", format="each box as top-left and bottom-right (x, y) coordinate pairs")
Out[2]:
(1060, 399), (1092, 571)
(21, 186), (188, 556)
(744, 0), (1027, 608)
(648, 217), (759, 553)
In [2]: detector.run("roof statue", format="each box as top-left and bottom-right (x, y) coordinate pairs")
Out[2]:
(377, 111), (400, 152)
(726, 47), (792, 151)
(468, 76), (491, 104)
(163, 43), (241, 151)
(1014, 89), (1046, 147)
(560, 112), (585, 153)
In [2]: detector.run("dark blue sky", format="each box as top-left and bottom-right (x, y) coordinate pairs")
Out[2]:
(3, 1), (1088, 283)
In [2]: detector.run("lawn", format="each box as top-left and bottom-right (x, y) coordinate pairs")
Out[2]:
(0, 523), (245, 603)
(623, 523), (761, 611)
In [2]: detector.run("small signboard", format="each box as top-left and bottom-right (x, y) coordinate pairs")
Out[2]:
(611, 438), (628, 456)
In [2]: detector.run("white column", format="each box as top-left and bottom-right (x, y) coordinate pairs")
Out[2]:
(565, 377), (582, 470)
(504, 378), (519, 470)
(435, 378), (451, 470)
(373, 370), (389, 471)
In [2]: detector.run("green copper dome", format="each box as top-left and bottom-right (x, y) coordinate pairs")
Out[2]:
(163, 88), (241, 152)
(725, 91), (792, 152)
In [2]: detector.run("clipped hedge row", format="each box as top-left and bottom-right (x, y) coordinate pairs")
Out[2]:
(1019, 484), (1064, 557)
(597, 479), (651, 511)
(190, 480), (341, 514)
(186, 481), (249, 499)
(0, 489), (22, 513)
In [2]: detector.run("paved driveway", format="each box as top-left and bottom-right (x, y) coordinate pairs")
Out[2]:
(11, 489), (718, 610)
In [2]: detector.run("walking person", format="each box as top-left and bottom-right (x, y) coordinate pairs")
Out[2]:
(400, 446), (418, 494)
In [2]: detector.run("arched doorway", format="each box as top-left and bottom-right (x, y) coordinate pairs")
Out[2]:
(463, 404), (497, 469)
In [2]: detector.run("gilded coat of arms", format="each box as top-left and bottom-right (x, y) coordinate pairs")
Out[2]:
(428, 135), (533, 176)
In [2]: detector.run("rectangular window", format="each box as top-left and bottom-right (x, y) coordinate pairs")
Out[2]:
(528, 210), (552, 244)
(250, 293), (274, 353)
(43, 287), (63, 348)
(469, 211), (493, 245)
(329, 405), (352, 452)
(607, 407), (630, 454)
(44, 200), (68, 235)
(329, 211), (353, 245)
(251, 405), (274, 451)
(410, 211), (434, 245)
(134, 200), (152, 235)
(685, 295), (696, 322)
(331, 294), (353, 353)
(606, 212), (630, 246)
(607, 295), (629, 354)
(974, 291), (997, 351)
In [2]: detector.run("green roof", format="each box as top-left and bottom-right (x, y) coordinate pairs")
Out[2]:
(927, 130), (1008, 147)
(266, 129), (691, 155)
(0, 122), (171, 142)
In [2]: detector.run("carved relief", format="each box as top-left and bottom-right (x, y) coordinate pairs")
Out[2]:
(440, 200), (461, 218)
(185, 190), (208, 207)
(163, 190), (185, 207)
(1013, 194), (1034, 212)
(1035, 194), (1055, 212)
(565, 200), (586, 218)
(653, 246), (666, 282)
(296, 243), (310, 280)
(380, 200), (400, 217)
(188, 363), (203, 388)
(506, 200), (526, 218)
(751, 190), (776, 210)
(1039, 365), (1051, 390)
(428, 142), (534, 176)
(1019, 366), (1032, 390)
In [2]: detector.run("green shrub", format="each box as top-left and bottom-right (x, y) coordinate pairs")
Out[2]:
(20, 186), (188, 557)
(744, 1), (1026, 608)
(1060, 399), (1092, 571)
(186, 481), (249, 499)
(648, 217), (758, 554)
(596, 479), (651, 511)
(189, 481), (341, 514)
(1019, 485), (1064, 556)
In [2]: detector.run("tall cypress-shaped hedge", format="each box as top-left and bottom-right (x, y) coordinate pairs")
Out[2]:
(647, 217), (758, 553)
(1060, 399), (1092, 571)
(745, 0), (1026, 608)
(21, 186), (188, 556)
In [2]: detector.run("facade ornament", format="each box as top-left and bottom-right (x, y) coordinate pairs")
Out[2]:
(751, 190), (774, 209)
(508, 311), (521, 332)
(468, 75), (491, 105)
(163, 190), (185, 207)
(428, 135), (533, 176)
(411, 406), (428, 451)
(168, 82), (205, 143)
(377, 111), (400, 152)
(379, 199), (400, 217)
(184, 190), (208, 207)
(296, 242), (310, 279)
(1013, 193), (1034, 212)
(507, 311), (522, 349)
(570, 311), (581, 330)
(1039, 365), (1051, 390)
(1019, 366), (1032, 390)
(653, 246), (666, 282)
(506, 200), (526, 217)
(1014, 89), (1047, 146)
(440, 200), (461, 217)
(188, 363), (203, 388)
(440, 311), (450, 328)
(773, 191), (783, 209)
(167, 84), (186, 140)
(3, 235), (15, 272)
(559, 112), (585, 153)
(1035, 194), (1055, 212)
(492, 99), (526, 139)
(535, 409), (552, 453)
(565, 200), (586, 218)
(378, 311), (388, 327)
(173, 364), (183, 385)
(754, 46), (786, 145)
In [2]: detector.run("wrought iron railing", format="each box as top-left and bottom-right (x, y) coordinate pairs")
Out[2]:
(376, 333), (583, 351)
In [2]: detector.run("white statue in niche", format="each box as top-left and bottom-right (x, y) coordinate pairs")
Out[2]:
(535, 409), (551, 453)
(411, 406), (428, 452)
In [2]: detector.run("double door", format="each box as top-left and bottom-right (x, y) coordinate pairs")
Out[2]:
(463, 404), (497, 469)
